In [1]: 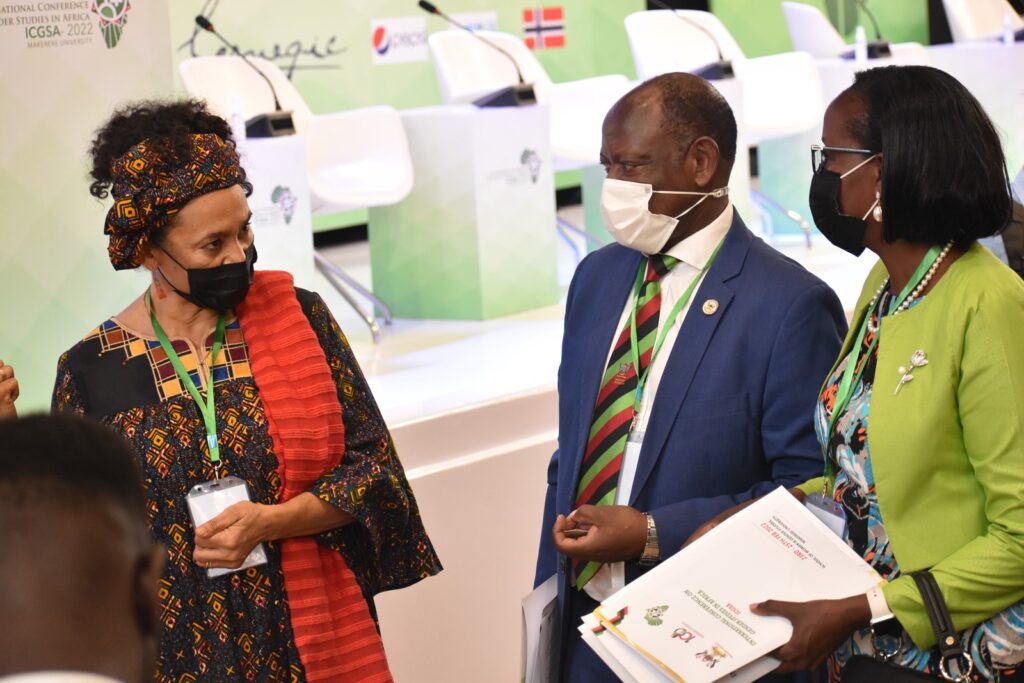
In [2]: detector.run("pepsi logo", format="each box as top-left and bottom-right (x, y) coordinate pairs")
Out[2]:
(372, 25), (390, 55)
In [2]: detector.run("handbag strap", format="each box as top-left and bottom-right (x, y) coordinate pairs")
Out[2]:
(909, 571), (973, 682)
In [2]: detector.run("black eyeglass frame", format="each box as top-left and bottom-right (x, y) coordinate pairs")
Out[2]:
(810, 144), (876, 173)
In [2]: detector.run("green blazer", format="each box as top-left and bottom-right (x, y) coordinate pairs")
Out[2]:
(799, 243), (1024, 649)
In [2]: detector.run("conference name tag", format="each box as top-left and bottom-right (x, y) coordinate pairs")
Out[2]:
(186, 476), (269, 578)
(804, 492), (847, 538)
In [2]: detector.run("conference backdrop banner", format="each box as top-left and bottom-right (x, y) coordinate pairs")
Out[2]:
(0, 0), (174, 413)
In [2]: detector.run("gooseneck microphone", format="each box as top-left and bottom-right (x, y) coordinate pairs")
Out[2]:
(417, 0), (537, 107)
(194, 15), (296, 137)
(646, 0), (734, 81)
(855, 0), (892, 57)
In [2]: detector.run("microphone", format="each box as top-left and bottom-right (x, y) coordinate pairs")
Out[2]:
(417, 0), (537, 108)
(840, 1), (892, 59)
(194, 15), (296, 137)
(646, 0), (734, 81)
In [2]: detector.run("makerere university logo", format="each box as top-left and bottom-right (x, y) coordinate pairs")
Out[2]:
(90, 0), (130, 48)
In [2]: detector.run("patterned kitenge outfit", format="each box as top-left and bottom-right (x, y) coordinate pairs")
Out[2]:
(817, 291), (1024, 682)
(53, 289), (441, 682)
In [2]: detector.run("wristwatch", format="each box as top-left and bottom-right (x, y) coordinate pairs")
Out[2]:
(638, 513), (661, 567)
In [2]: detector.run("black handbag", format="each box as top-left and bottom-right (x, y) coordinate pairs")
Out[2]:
(840, 572), (974, 683)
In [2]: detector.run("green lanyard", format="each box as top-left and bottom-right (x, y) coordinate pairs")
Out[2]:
(147, 291), (227, 469)
(822, 244), (944, 488)
(628, 234), (728, 415)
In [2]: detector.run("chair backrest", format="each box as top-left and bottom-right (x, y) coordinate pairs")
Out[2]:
(941, 0), (1023, 41)
(624, 9), (746, 81)
(179, 56), (314, 131)
(781, 2), (849, 57)
(427, 30), (554, 104)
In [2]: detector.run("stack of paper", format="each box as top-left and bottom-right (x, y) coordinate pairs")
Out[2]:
(580, 487), (884, 682)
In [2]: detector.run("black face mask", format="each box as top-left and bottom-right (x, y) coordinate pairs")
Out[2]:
(808, 169), (868, 257)
(160, 243), (257, 312)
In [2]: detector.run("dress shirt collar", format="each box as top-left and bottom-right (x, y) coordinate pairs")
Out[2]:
(662, 202), (734, 271)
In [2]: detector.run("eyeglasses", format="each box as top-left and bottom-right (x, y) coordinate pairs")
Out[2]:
(810, 144), (875, 173)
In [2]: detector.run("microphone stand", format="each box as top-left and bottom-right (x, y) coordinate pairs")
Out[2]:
(418, 0), (536, 107)
(646, 0), (734, 80)
(195, 16), (296, 137)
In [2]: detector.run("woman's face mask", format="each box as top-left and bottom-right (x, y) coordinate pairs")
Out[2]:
(600, 178), (729, 255)
(159, 243), (258, 312)
(808, 153), (880, 256)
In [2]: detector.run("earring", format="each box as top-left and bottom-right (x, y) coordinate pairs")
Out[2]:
(872, 191), (883, 222)
(153, 273), (167, 300)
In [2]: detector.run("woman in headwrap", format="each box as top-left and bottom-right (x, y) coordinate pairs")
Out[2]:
(53, 100), (441, 682)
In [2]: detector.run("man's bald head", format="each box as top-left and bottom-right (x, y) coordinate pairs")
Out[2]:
(611, 72), (738, 180)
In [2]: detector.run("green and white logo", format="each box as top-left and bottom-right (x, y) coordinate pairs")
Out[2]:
(90, 0), (131, 49)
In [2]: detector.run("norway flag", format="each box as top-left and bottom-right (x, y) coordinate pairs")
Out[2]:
(522, 6), (565, 49)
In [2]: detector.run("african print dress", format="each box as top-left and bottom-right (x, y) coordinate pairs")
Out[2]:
(53, 289), (441, 682)
(817, 290), (1024, 682)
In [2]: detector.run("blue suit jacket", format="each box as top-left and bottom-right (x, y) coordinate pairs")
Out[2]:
(535, 213), (847, 680)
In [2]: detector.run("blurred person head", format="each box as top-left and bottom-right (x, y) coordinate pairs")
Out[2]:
(809, 65), (1012, 256)
(89, 99), (256, 313)
(0, 415), (162, 683)
(599, 72), (738, 255)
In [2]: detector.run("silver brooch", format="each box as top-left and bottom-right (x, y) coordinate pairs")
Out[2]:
(895, 350), (928, 395)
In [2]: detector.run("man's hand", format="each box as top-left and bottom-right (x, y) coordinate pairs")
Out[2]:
(552, 504), (647, 563)
(0, 360), (19, 420)
(751, 595), (870, 673)
(193, 501), (270, 569)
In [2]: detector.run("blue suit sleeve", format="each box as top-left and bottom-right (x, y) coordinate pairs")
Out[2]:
(535, 447), (560, 587)
(649, 282), (847, 557)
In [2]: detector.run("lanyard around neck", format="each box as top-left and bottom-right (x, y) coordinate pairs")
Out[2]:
(146, 291), (226, 467)
(822, 244), (943, 486)
(628, 233), (728, 415)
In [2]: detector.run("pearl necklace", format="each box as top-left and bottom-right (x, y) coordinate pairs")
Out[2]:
(866, 240), (954, 332)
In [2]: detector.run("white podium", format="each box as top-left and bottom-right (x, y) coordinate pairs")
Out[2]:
(369, 104), (559, 320)
(238, 136), (315, 290)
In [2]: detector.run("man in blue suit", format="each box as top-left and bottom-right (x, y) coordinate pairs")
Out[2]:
(534, 73), (847, 681)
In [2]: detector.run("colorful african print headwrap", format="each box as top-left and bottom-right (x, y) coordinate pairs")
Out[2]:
(104, 133), (244, 270)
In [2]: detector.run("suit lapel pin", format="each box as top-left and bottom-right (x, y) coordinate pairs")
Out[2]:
(702, 299), (719, 316)
(895, 349), (928, 395)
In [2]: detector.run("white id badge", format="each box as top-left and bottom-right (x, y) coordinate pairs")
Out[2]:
(804, 492), (848, 538)
(186, 475), (268, 578)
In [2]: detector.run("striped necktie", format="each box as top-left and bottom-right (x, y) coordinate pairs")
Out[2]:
(574, 253), (678, 589)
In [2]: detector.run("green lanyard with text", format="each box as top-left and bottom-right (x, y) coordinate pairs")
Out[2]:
(147, 291), (227, 471)
(628, 234), (728, 416)
(821, 244), (944, 490)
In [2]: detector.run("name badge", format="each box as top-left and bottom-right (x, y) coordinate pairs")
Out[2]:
(804, 492), (847, 539)
(186, 475), (269, 577)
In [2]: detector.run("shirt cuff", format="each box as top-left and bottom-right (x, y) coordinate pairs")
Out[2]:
(866, 584), (894, 624)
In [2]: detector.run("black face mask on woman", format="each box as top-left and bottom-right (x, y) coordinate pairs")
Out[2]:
(808, 154), (880, 257)
(160, 243), (257, 312)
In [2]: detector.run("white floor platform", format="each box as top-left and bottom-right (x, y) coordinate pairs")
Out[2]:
(313, 206), (877, 682)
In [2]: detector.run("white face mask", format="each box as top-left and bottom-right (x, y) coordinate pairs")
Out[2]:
(600, 177), (730, 254)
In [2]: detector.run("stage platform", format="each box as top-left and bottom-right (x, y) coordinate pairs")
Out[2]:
(312, 206), (877, 682)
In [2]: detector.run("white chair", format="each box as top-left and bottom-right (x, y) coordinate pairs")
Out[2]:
(179, 56), (413, 341)
(942, 0), (1022, 42)
(427, 30), (632, 256)
(782, 2), (933, 65)
(781, 2), (852, 57)
(624, 9), (825, 240)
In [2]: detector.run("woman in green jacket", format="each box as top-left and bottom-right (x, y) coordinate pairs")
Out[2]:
(693, 66), (1024, 681)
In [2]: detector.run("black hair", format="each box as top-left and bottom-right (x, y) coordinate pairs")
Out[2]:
(644, 72), (738, 175)
(844, 65), (1012, 248)
(87, 99), (253, 248)
(0, 414), (146, 519)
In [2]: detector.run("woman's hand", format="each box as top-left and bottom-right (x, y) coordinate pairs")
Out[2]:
(193, 501), (271, 569)
(192, 492), (354, 570)
(0, 360), (19, 420)
(751, 594), (870, 673)
(684, 487), (808, 548)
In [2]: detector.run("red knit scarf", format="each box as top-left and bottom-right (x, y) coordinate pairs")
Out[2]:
(238, 271), (391, 682)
